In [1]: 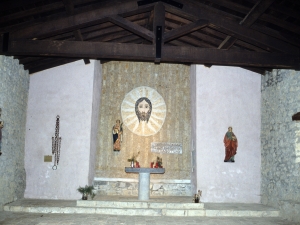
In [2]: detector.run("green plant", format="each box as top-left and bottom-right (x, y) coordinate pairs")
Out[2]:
(127, 151), (140, 162)
(77, 185), (96, 200)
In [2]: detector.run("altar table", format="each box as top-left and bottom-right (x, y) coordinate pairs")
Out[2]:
(125, 167), (165, 200)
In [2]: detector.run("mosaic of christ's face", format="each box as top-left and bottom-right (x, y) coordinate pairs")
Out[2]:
(135, 97), (152, 123)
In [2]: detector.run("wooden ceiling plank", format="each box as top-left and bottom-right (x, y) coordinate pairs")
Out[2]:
(4, 39), (299, 68)
(11, 0), (152, 39)
(271, 4), (300, 21)
(95, 30), (134, 42)
(203, 0), (250, 15)
(165, 2), (298, 54)
(0, 2), (65, 24)
(251, 23), (300, 48)
(62, 0), (75, 15)
(108, 15), (154, 42)
(240, 0), (276, 26)
(218, 0), (276, 50)
(0, 0), (45, 12)
(164, 19), (208, 43)
(259, 14), (300, 35)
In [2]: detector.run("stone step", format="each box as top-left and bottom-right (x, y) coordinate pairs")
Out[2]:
(77, 200), (205, 209)
(3, 199), (280, 217)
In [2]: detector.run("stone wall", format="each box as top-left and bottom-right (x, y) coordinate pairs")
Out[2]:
(94, 179), (191, 196)
(0, 56), (29, 210)
(95, 61), (192, 195)
(261, 69), (300, 222)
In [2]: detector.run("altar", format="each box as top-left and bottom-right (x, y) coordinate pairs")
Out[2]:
(125, 167), (165, 200)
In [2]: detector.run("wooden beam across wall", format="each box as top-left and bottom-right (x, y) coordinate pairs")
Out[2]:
(2, 39), (299, 69)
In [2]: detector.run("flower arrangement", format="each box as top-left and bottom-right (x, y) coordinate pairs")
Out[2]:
(151, 156), (163, 168)
(127, 151), (140, 163)
(77, 185), (96, 200)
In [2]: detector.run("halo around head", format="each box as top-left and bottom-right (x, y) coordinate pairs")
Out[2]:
(121, 86), (166, 136)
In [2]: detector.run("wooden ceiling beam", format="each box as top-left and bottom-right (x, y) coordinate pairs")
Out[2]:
(153, 2), (165, 62)
(108, 15), (154, 42)
(164, 19), (208, 43)
(165, 2), (298, 54)
(62, 0), (90, 64)
(3, 39), (299, 69)
(11, 0), (153, 39)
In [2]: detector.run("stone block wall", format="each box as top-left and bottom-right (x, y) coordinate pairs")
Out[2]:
(94, 179), (191, 197)
(0, 56), (29, 210)
(261, 69), (300, 222)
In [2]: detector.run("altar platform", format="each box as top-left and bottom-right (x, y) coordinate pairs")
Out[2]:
(3, 196), (280, 218)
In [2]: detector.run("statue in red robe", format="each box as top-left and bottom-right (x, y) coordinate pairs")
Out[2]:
(223, 127), (238, 162)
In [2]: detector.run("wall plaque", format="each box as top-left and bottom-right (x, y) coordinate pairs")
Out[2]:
(151, 142), (182, 154)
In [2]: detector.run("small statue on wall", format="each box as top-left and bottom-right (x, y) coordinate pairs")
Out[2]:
(112, 119), (123, 151)
(223, 126), (238, 162)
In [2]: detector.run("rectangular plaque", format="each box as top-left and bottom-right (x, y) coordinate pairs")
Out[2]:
(151, 142), (182, 154)
(44, 155), (52, 162)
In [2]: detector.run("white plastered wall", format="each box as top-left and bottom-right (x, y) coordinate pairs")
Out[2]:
(195, 65), (261, 203)
(24, 60), (101, 199)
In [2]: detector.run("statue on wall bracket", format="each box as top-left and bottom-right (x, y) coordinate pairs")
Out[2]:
(121, 86), (166, 137)
(223, 126), (238, 162)
(112, 119), (123, 151)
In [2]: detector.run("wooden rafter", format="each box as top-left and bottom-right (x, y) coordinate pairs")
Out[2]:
(108, 15), (154, 42)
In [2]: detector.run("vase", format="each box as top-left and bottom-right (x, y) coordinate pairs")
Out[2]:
(130, 161), (134, 168)
(82, 193), (88, 200)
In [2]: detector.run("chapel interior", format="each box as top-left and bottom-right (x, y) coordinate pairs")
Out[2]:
(0, 0), (300, 223)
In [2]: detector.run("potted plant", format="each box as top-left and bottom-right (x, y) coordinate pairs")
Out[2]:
(77, 185), (96, 200)
(127, 151), (140, 167)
